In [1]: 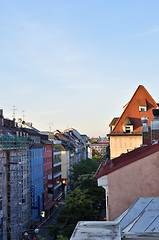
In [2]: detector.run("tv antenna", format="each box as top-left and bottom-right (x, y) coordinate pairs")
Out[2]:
(49, 122), (54, 132)
(22, 110), (25, 121)
(12, 105), (17, 121)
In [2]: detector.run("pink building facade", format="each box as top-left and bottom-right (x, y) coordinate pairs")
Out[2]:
(108, 150), (159, 220)
(95, 142), (159, 220)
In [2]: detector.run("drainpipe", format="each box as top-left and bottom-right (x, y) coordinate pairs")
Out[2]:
(97, 175), (109, 221)
(105, 189), (109, 221)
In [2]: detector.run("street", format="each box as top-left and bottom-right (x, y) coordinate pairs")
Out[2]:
(37, 207), (60, 240)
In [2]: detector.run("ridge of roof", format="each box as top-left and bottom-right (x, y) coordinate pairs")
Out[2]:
(94, 140), (159, 179)
(112, 85), (157, 133)
(112, 85), (141, 132)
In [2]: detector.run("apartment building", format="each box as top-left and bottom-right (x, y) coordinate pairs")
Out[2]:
(95, 107), (159, 221)
(0, 110), (31, 240)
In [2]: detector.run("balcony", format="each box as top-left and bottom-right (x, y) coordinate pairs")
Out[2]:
(53, 171), (62, 179)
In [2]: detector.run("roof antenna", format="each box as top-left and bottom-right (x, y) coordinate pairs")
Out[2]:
(12, 105), (17, 121)
(49, 122), (53, 139)
(22, 110), (25, 122)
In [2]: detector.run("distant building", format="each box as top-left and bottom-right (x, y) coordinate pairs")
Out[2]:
(91, 143), (108, 157)
(52, 140), (63, 202)
(91, 137), (109, 157)
(63, 128), (87, 162)
(53, 128), (89, 195)
(108, 85), (158, 159)
(91, 137), (100, 143)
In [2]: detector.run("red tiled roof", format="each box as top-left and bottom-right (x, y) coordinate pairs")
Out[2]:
(98, 141), (109, 144)
(91, 138), (99, 142)
(94, 140), (159, 179)
(111, 85), (158, 134)
(55, 133), (69, 142)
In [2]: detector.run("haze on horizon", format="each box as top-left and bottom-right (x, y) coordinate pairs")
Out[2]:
(1, 0), (159, 137)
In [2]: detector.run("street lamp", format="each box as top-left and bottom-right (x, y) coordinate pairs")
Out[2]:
(34, 228), (39, 234)
(23, 231), (29, 240)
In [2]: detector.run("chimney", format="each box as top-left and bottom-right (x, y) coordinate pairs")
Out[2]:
(0, 109), (4, 127)
(142, 108), (159, 144)
(141, 117), (148, 132)
(141, 117), (151, 144)
(18, 118), (22, 128)
(151, 107), (159, 141)
(0, 109), (3, 118)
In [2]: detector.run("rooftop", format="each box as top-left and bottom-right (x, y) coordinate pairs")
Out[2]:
(70, 221), (121, 240)
(116, 197), (159, 238)
(95, 140), (159, 179)
(109, 85), (158, 134)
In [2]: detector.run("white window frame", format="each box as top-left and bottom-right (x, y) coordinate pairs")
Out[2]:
(139, 106), (147, 112)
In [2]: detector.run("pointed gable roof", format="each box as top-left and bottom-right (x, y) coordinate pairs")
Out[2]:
(111, 85), (158, 134)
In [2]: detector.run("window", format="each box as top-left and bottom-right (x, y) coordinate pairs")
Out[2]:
(125, 126), (131, 133)
(139, 106), (147, 112)
(123, 125), (133, 133)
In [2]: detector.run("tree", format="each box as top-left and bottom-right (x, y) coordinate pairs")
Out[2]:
(37, 235), (46, 240)
(69, 158), (100, 189)
(106, 145), (110, 159)
(57, 235), (69, 240)
(49, 158), (105, 239)
(75, 173), (105, 211)
(49, 187), (99, 238)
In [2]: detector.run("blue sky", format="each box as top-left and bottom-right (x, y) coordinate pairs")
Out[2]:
(1, 0), (159, 137)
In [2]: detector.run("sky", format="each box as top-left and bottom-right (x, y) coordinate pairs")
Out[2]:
(1, 0), (159, 137)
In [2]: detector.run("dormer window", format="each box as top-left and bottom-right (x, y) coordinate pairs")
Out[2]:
(139, 106), (147, 112)
(122, 117), (133, 134)
(123, 125), (133, 133)
(125, 126), (131, 133)
(109, 117), (119, 133)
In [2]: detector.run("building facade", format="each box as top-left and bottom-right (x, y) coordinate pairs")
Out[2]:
(0, 117), (31, 240)
(95, 107), (159, 221)
(53, 148), (62, 202)
(30, 145), (44, 224)
(108, 85), (158, 159)
(92, 143), (108, 157)
(42, 140), (54, 217)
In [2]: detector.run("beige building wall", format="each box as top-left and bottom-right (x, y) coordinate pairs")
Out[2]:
(61, 150), (69, 179)
(88, 146), (92, 159)
(108, 151), (159, 220)
(110, 135), (142, 159)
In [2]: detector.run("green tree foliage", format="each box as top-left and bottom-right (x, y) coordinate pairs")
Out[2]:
(49, 158), (105, 239)
(37, 235), (46, 240)
(49, 188), (98, 238)
(56, 235), (69, 240)
(75, 173), (105, 211)
(106, 145), (110, 159)
(69, 158), (100, 189)
(92, 149), (103, 162)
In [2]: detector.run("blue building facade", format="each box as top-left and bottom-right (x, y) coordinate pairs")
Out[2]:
(30, 144), (44, 223)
